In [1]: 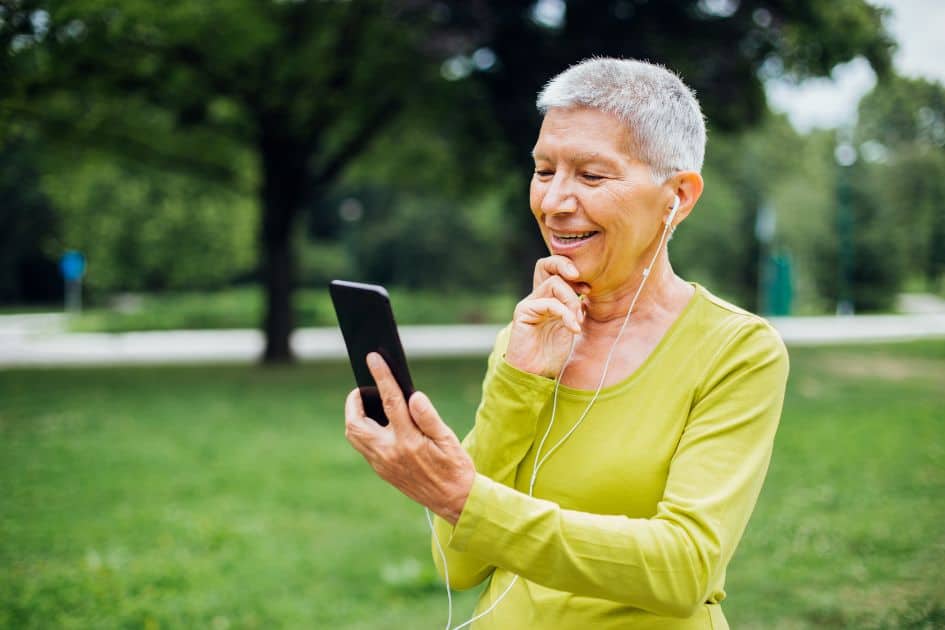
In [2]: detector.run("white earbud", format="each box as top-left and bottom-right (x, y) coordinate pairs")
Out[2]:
(665, 195), (680, 226)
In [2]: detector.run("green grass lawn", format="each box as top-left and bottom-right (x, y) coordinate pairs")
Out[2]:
(1, 341), (943, 629)
(66, 287), (520, 333)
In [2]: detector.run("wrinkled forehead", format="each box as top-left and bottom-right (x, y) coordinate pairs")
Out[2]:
(532, 106), (642, 165)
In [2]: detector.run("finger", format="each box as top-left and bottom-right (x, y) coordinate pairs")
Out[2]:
(533, 275), (585, 322)
(516, 297), (581, 333)
(407, 391), (454, 442)
(345, 386), (366, 418)
(533, 255), (580, 288)
(366, 352), (415, 436)
(344, 388), (383, 446)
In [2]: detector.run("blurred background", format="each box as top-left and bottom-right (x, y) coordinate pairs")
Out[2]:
(1, 1), (943, 628)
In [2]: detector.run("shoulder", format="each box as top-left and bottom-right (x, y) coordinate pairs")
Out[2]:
(690, 284), (785, 348)
(686, 285), (789, 386)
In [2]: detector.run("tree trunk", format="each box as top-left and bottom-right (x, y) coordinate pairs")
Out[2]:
(259, 123), (308, 364)
(260, 217), (294, 363)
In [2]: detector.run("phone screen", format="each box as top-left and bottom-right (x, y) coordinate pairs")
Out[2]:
(329, 280), (415, 426)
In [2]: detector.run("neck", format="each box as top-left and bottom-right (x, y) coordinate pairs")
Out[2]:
(581, 251), (688, 331)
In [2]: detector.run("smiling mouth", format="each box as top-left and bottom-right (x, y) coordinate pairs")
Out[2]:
(552, 231), (599, 242)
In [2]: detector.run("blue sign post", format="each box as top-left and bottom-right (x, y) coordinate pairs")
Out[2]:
(59, 251), (86, 313)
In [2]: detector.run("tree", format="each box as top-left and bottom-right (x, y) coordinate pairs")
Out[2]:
(0, 134), (60, 303)
(668, 112), (836, 310)
(2, 0), (442, 361)
(39, 153), (258, 293)
(855, 75), (945, 289)
(1, 0), (894, 358)
(428, 0), (895, 304)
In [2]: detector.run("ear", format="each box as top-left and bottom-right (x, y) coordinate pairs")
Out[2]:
(666, 171), (704, 229)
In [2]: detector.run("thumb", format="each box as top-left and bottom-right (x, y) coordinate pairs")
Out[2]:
(408, 391), (452, 441)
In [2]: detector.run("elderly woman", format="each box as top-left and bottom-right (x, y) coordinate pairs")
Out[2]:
(344, 58), (789, 629)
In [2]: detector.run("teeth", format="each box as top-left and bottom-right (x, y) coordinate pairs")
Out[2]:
(556, 231), (596, 240)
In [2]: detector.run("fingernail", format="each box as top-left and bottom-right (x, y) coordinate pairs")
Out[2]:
(568, 263), (578, 276)
(367, 352), (379, 367)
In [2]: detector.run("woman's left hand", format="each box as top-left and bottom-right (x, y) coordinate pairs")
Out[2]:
(344, 352), (476, 525)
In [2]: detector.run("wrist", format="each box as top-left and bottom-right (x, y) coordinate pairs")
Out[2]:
(504, 349), (555, 379)
(504, 349), (532, 374)
(441, 470), (476, 525)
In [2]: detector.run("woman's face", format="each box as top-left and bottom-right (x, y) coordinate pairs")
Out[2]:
(530, 106), (673, 295)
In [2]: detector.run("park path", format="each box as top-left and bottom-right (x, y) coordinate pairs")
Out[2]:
(1, 307), (945, 367)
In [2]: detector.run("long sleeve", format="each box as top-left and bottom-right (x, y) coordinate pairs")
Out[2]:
(444, 321), (789, 616)
(431, 327), (556, 589)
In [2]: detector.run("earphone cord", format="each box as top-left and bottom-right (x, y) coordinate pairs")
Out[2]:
(429, 210), (677, 630)
(427, 507), (453, 630)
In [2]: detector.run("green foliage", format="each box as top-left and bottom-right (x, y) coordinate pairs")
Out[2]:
(857, 75), (945, 149)
(878, 147), (945, 285)
(1, 340), (943, 627)
(676, 73), (945, 314)
(812, 161), (908, 312)
(764, 129), (839, 313)
(775, 1), (894, 80)
(322, 108), (518, 293)
(1, 0), (448, 357)
(39, 154), (257, 292)
(793, 74), (945, 312)
(855, 75), (945, 289)
(673, 113), (837, 313)
(344, 191), (515, 292)
(297, 238), (354, 289)
(0, 0), (896, 335)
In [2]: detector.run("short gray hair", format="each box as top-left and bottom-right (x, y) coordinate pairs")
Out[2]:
(537, 57), (706, 182)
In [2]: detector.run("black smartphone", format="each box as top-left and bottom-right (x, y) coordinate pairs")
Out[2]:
(329, 280), (415, 426)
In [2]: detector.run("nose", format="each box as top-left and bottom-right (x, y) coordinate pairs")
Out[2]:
(539, 172), (578, 216)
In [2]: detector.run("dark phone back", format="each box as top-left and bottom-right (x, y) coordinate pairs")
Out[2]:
(329, 280), (415, 426)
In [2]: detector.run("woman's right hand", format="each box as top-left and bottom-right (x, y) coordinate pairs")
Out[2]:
(506, 256), (586, 378)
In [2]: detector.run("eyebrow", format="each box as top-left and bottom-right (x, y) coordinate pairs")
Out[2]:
(531, 150), (620, 168)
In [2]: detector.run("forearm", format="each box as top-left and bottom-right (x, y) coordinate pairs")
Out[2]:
(448, 474), (713, 616)
(464, 358), (554, 483)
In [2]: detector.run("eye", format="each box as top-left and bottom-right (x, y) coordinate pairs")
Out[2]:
(581, 172), (604, 182)
(533, 169), (554, 179)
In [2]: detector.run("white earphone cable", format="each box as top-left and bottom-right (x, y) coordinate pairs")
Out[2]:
(432, 198), (679, 629)
(427, 507), (453, 630)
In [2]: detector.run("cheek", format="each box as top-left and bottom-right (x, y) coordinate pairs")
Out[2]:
(529, 181), (544, 218)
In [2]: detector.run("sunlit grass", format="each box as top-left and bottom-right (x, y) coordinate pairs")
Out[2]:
(1, 341), (943, 628)
(67, 286), (520, 333)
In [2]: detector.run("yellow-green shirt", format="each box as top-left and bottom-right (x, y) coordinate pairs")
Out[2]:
(433, 284), (789, 629)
